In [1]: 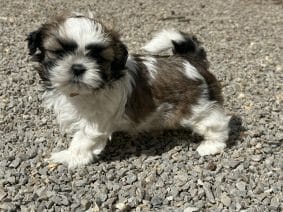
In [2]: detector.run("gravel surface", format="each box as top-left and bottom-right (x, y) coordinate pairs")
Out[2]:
(1, 0), (282, 211)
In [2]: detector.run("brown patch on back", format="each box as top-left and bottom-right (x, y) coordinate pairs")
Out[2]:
(151, 57), (203, 128)
(184, 55), (223, 105)
(125, 56), (203, 128)
(173, 32), (223, 105)
(125, 54), (223, 129)
(125, 58), (156, 123)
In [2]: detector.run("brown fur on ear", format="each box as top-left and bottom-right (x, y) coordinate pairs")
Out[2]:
(102, 19), (117, 33)
(26, 28), (47, 62)
(27, 29), (42, 55)
(27, 14), (69, 62)
(111, 41), (128, 71)
(27, 13), (64, 54)
(107, 30), (128, 72)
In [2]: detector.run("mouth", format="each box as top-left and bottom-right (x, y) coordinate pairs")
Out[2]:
(66, 79), (104, 97)
(50, 74), (104, 97)
(69, 92), (79, 97)
(70, 79), (96, 89)
(70, 77), (82, 85)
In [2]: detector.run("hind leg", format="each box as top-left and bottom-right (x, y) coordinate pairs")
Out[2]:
(182, 105), (230, 156)
(195, 107), (230, 156)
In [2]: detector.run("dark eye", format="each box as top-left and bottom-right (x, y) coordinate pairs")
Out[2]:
(86, 48), (95, 55)
(87, 49), (101, 57)
(86, 47), (108, 65)
(87, 51), (106, 64)
(46, 39), (78, 58)
(57, 39), (78, 53)
(86, 44), (106, 60)
(86, 43), (106, 52)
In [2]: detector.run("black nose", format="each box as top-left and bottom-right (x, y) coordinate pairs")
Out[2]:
(71, 64), (86, 76)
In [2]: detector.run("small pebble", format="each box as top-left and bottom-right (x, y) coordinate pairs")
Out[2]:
(183, 206), (199, 212)
(251, 155), (262, 162)
(221, 194), (231, 207)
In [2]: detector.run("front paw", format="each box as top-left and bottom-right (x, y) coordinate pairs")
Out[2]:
(48, 150), (94, 169)
(196, 140), (226, 156)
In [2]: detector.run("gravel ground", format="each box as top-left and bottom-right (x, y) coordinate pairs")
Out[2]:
(1, 0), (282, 211)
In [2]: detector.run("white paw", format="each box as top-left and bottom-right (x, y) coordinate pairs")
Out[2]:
(196, 140), (226, 156)
(92, 139), (108, 155)
(48, 150), (94, 169)
(93, 148), (103, 155)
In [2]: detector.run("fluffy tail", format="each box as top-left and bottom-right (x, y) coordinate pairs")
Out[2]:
(143, 29), (207, 60)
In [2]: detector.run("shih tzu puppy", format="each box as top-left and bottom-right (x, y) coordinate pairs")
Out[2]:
(27, 14), (230, 168)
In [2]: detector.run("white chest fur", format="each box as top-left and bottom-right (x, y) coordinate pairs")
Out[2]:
(42, 74), (134, 135)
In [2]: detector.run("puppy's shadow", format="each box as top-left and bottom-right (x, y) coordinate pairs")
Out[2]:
(100, 115), (245, 162)
(100, 129), (202, 162)
(227, 115), (246, 147)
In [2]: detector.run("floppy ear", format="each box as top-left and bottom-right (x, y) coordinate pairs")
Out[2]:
(111, 41), (128, 71)
(27, 29), (42, 55)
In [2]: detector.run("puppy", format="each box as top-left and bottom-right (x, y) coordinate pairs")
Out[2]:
(27, 14), (230, 168)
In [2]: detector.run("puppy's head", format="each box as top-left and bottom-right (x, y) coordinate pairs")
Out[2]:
(27, 14), (128, 96)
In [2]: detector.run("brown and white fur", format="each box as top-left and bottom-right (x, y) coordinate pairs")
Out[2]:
(27, 14), (230, 168)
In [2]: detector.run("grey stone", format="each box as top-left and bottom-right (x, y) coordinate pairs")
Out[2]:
(183, 207), (199, 212)
(175, 172), (189, 184)
(221, 194), (231, 207)
(75, 179), (87, 187)
(0, 160), (8, 168)
(0, 202), (17, 211)
(194, 201), (204, 209)
(46, 191), (56, 198)
(27, 149), (37, 159)
(254, 183), (264, 194)
(262, 197), (271, 205)
(270, 196), (280, 208)
(0, 191), (7, 201)
(151, 196), (163, 207)
(171, 187), (180, 197)
(60, 195), (69, 206)
(229, 160), (241, 169)
(9, 157), (22, 168)
(104, 197), (117, 208)
(81, 199), (91, 210)
(98, 193), (108, 202)
(127, 197), (140, 208)
(38, 167), (48, 176)
(35, 186), (47, 198)
(7, 176), (16, 184)
(251, 155), (263, 162)
(236, 181), (246, 191)
(203, 182), (215, 203)
(126, 173), (137, 184)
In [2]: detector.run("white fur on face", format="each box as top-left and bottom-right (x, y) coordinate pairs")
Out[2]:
(59, 17), (109, 48)
(43, 69), (135, 132)
(48, 17), (111, 94)
(49, 55), (102, 94)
